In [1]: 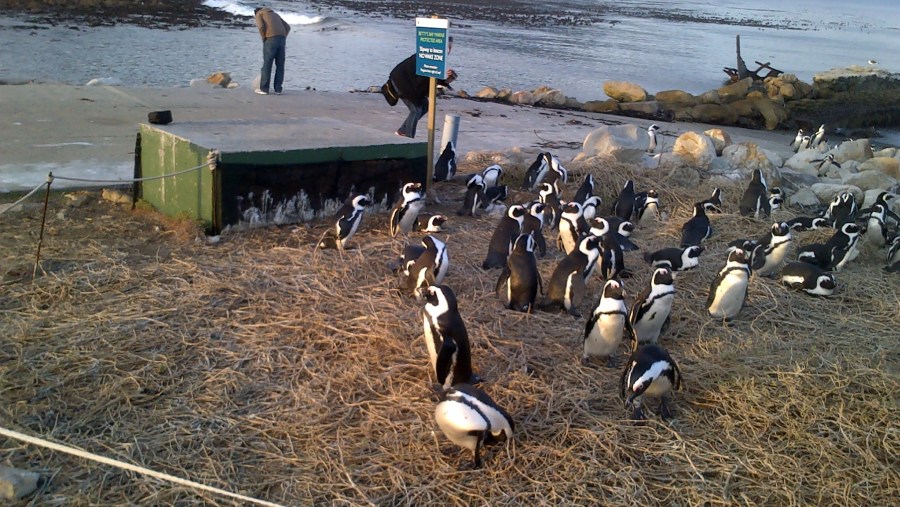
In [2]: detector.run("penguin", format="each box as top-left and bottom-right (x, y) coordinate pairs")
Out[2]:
(629, 267), (676, 345)
(419, 285), (477, 389)
(522, 152), (551, 190)
(611, 179), (637, 222)
(812, 154), (841, 176)
(414, 213), (448, 233)
(522, 202), (548, 258)
(404, 235), (450, 295)
(557, 201), (584, 255)
(887, 235), (900, 265)
(680, 203), (712, 247)
(780, 261), (836, 296)
(785, 216), (829, 233)
(698, 188), (723, 213)
(799, 135), (812, 151)
(496, 233), (542, 312)
(862, 203), (889, 248)
(810, 124), (827, 148)
(482, 204), (527, 269)
(726, 238), (759, 254)
(752, 222), (793, 278)
(620, 343), (683, 420)
(581, 195), (602, 222)
(390, 182), (426, 236)
(544, 154), (568, 187)
(646, 124), (660, 153)
(482, 185), (509, 210)
(859, 192), (900, 226)
(644, 245), (703, 273)
(480, 164), (503, 188)
(635, 189), (661, 225)
(433, 141), (457, 182)
(582, 279), (636, 367)
(598, 216), (639, 251)
(739, 169), (770, 219)
(434, 383), (514, 469)
(886, 260), (900, 273)
(540, 235), (603, 318)
(458, 174), (486, 217)
(768, 187), (784, 212)
(538, 182), (562, 229)
(706, 248), (752, 321)
(825, 191), (857, 228)
(798, 222), (861, 271)
(572, 173), (595, 205)
(318, 194), (371, 249)
(597, 229), (627, 281)
(790, 128), (806, 152)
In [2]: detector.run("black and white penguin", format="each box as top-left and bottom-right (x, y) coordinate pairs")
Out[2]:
(598, 216), (639, 251)
(752, 222), (793, 278)
(419, 285), (477, 388)
(644, 245), (703, 273)
(785, 216), (829, 233)
(557, 201), (584, 255)
(540, 235), (603, 318)
(780, 261), (836, 296)
(825, 191), (857, 228)
(458, 174), (486, 217)
(612, 179), (637, 222)
(318, 194), (371, 249)
(790, 128), (805, 152)
(482, 204), (527, 269)
(482, 185), (509, 209)
(646, 124), (660, 153)
(582, 279), (636, 366)
(414, 213), (448, 233)
(434, 383), (514, 469)
(390, 182), (426, 236)
(620, 343), (683, 420)
(635, 189), (661, 225)
(480, 164), (503, 188)
(698, 188), (723, 213)
(545, 154), (568, 187)
(862, 203), (889, 248)
(433, 141), (457, 182)
(680, 203), (713, 248)
(597, 230), (627, 281)
(797, 222), (860, 271)
(496, 233), (542, 312)
(404, 235), (450, 295)
(812, 154), (841, 176)
(538, 182), (562, 229)
(572, 173), (595, 205)
(581, 195), (602, 222)
(810, 123), (827, 148)
(768, 187), (784, 212)
(799, 135), (812, 151)
(522, 202), (548, 257)
(887, 235), (900, 265)
(859, 191), (899, 225)
(706, 248), (752, 321)
(739, 169), (770, 219)
(522, 152), (551, 190)
(629, 267), (676, 345)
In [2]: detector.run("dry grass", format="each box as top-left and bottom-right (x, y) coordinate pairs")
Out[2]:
(1, 158), (898, 507)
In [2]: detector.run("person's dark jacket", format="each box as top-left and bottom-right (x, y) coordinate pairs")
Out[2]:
(390, 54), (454, 103)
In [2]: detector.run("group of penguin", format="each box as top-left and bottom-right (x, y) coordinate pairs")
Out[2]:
(314, 141), (899, 469)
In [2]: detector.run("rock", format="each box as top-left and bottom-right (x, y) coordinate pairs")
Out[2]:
(810, 183), (863, 204)
(582, 124), (649, 163)
(533, 89), (567, 107)
(698, 90), (721, 104)
(857, 157), (900, 179)
(751, 97), (787, 130)
(509, 90), (534, 105)
(475, 86), (499, 99)
(496, 88), (513, 100)
(602, 81), (647, 102)
(874, 147), (897, 158)
(619, 101), (660, 115)
(779, 169), (822, 194)
(655, 90), (697, 107)
(676, 104), (738, 124)
(746, 90), (766, 100)
(665, 165), (701, 188)
(564, 97), (583, 109)
(829, 139), (873, 164)
(717, 77), (753, 102)
(672, 132), (717, 169)
(842, 170), (898, 192)
(703, 128), (733, 156)
(784, 149), (830, 175)
(721, 142), (782, 183)
(779, 83), (797, 99)
(206, 72), (231, 88)
(101, 188), (132, 205)
(582, 99), (620, 114)
(787, 187), (821, 207)
(0, 465), (40, 500)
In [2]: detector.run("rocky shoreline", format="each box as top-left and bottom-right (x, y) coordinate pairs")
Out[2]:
(0, 0), (247, 28)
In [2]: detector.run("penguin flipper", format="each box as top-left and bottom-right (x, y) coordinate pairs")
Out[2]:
(495, 267), (510, 295)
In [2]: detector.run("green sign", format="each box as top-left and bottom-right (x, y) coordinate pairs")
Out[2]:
(415, 18), (450, 80)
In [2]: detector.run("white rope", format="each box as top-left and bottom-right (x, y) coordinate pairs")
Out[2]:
(0, 180), (48, 217)
(52, 160), (213, 184)
(0, 426), (288, 507)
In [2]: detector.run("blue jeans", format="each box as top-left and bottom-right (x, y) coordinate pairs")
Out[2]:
(398, 97), (427, 138)
(260, 35), (286, 93)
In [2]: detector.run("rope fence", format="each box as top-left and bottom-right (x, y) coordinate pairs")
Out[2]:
(0, 180), (48, 218)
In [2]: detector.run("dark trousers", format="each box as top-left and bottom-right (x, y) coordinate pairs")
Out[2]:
(260, 35), (286, 93)
(398, 97), (428, 138)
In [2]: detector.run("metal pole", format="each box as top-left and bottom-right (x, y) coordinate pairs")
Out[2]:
(439, 113), (460, 154)
(33, 173), (53, 279)
(425, 77), (437, 191)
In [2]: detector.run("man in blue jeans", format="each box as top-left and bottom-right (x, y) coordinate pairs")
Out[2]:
(389, 37), (456, 138)
(254, 7), (291, 95)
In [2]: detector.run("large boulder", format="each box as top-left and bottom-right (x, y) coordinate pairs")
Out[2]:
(582, 99), (620, 113)
(676, 104), (739, 124)
(509, 90), (534, 105)
(784, 149), (829, 176)
(751, 97), (787, 130)
(603, 81), (648, 102)
(787, 187), (821, 207)
(810, 183), (863, 204)
(857, 157), (900, 179)
(703, 128), (733, 156)
(206, 71), (231, 87)
(829, 139), (874, 164)
(779, 169), (821, 194)
(655, 90), (698, 108)
(717, 77), (753, 102)
(619, 101), (660, 115)
(672, 132), (717, 169)
(533, 88), (568, 107)
(475, 86), (499, 99)
(582, 124), (649, 163)
(842, 170), (898, 192)
(721, 142), (783, 183)
(698, 90), (721, 104)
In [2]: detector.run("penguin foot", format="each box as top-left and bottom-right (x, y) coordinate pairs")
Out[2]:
(660, 398), (674, 421)
(567, 308), (582, 319)
(579, 356), (595, 368)
(631, 406), (646, 421)
(605, 356), (619, 368)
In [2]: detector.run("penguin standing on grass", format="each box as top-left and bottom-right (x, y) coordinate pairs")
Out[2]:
(434, 383), (514, 469)
(538, 182), (563, 229)
(612, 179), (637, 221)
(706, 248), (752, 321)
(433, 141), (457, 182)
(680, 203), (712, 247)
(403, 235), (449, 295)
(523, 152), (551, 190)
(698, 188), (723, 213)
(540, 235), (603, 318)
(557, 201), (585, 255)
(496, 233), (543, 312)
(318, 194), (371, 249)
(482, 205), (527, 269)
(620, 342), (683, 420)
(635, 189), (662, 225)
(573, 173), (595, 204)
(582, 279), (636, 367)
(751, 222), (793, 278)
(419, 285), (478, 389)
(390, 182), (426, 236)
(629, 267), (676, 345)
(739, 169), (770, 219)
(522, 202), (548, 257)
(458, 174), (486, 217)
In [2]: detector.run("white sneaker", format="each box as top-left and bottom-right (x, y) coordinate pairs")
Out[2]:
(254, 89), (268, 95)
(274, 91), (282, 95)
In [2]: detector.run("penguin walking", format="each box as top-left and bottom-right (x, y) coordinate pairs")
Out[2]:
(680, 203), (712, 247)
(698, 188), (723, 213)
(781, 261), (836, 296)
(629, 267), (676, 345)
(482, 205), (527, 269)
(786, 216), (829, 233)
(434, 383), (514, 469)
(419, 285), (478, 388)
(522, 202), (548, 257)
(480, 164), (503, 188)
(318, 194), (371, 249)
(611, 179), (637, 221)
(644, 245), (703, 274)
(572, 173), (595, 204)
(646, 124), (660, 153)
(582, 279), (636, 367)
(496, 233), (543, 312)
(433, 141), (457, 182)
(458, 174), (486, 217)
(540, 235), (603, 318)
(739, 169), (770, 219)
(752, 222), (793, 278)
(414, 213), (448, 233)
(706, 248), (752, 321)
(403, 235), (450, 295)
(390, 182), (426, 236)
(620, 343), (683, 420)
(522, 152), (551, 190)
(635, 189), (661, 225)
(557, 201), (584, 255)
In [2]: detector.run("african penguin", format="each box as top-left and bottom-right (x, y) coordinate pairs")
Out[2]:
(390, 182), (426, 236)
(545, 154), (568, 187)
(434, 383), (514, 469)
(496, 233), (543, 313)
(540, 235), (603, 318)
(318, 194), (371, 249)
(522, 202), (548, 257)
(706, 248), (752, 321)
(824, 191), (857, 228)
(629, 267), (676, 345)
(433, 141), (457, 182)
(680, 203), (712, 247)
(888, 235), (900, 265)
(522, 152), (551, 191)
(598, 216), (639, 251)
(780, 261), (836, 296)
(458, 174), (486, 217)
(752, 222), (793, 278)
(644, 246), (703, 274)
(790, 128), (805, 152)
(620, 343), (683, 420)
(480, 164), (503, 188)
(810, 124), (826, 148)
(404, 235), (450, 295)
(768, 187), (784, 212)
(646, 124), (660, 153)
(419, 285), (477, 389)
(581, 195), (602, 222)
(538, 182), (562, 229)
(482, 185), (509, 210)
(862, 203), (889, 248)
(797, 222), (860, 271)
(557, 201), (584, 255)
(860, 192), (899, 226)
(635, 189), (661, 225)
(482, 204), (527, 269)
(573, 173), (595, 205)
(612, 179), (637, 222)
(785, 216), (829, 233)
(813, 154), (841, 176)
(414, 213), (448, 233)
(582, 279), (635, 367)
(698, 188), (723, 214)
(739, 169), (770, 219)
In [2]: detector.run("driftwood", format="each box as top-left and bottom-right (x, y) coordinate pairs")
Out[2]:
(723, 35), (783, 82)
